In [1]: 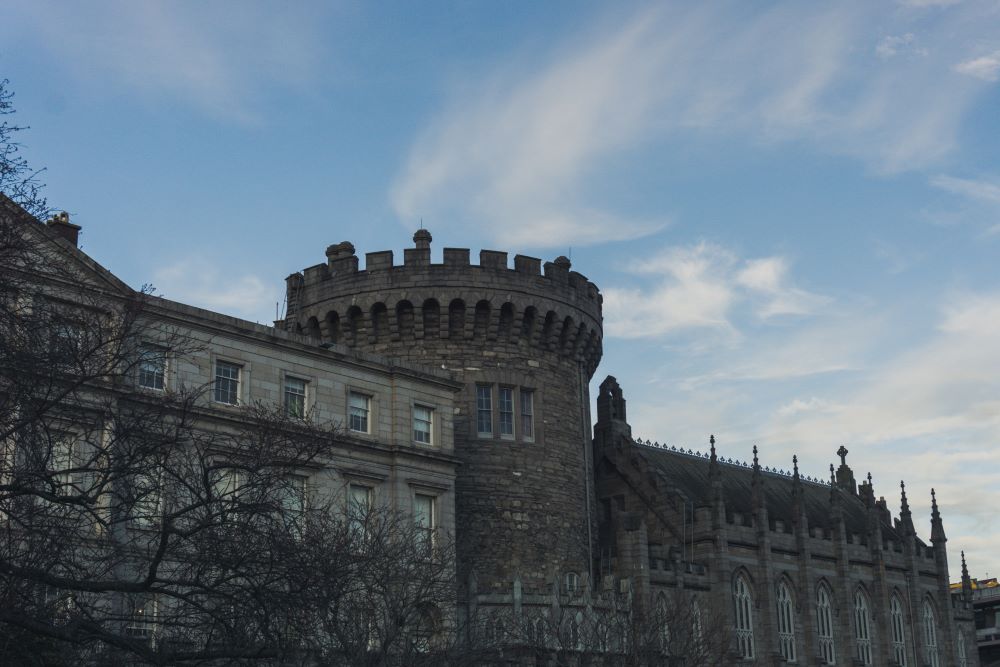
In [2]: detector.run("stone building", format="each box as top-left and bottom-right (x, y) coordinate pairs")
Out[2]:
(5, 189), (978, 664)
(282, 230), (978, 665)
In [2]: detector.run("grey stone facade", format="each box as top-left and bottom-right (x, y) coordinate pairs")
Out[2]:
(282, 230), (979, 665)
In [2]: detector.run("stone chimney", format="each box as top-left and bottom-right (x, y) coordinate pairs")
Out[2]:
(46, 211), (81, 247)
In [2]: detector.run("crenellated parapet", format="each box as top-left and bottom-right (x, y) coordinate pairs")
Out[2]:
(283, 231), (604, 377)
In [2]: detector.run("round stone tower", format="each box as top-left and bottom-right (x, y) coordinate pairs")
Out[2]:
(283, 230), (603, 603)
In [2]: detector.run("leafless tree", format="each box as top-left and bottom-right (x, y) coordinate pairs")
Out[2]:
(0, 198), (460, 666)
(0, 79), (49, 218)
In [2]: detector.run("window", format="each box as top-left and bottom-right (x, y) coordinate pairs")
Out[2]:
(414, 493), (436, 553)
(655, 594), (670, 652)
(284, 377), (306, 418)
(212, 467), (244, 521)
(125, 596), (157, 646)
(138, 345), (166, 390)
(890, 594), (907, 666)
(521, 389), (534, 439)
(817, 585), (836, 665)
(564, 571), (580, 596)
(51, 437), (76, 496)
(349, 392), (371, 433)
(776, 581), (796, 662)
(348, 484), (371, 539)
(129, 473), (161, 529)
(923, 599), (939, 667)
(499, 387), (514, 437)
(413, 405), (433, 445)
(958, 630), (968, 667)
(854, 590), (873, 665)
(476, 385), (492, 436)
(214, 361), (241, 405)
(278, 475), (306, 514)
(733, 574), (754, 659)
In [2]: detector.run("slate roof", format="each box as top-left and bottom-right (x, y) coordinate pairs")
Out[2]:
(630, 441), (904, 543)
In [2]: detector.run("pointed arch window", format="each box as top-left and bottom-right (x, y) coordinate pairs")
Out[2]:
(923, 599), (940, 667)
(890, 594), (907, 666)
(655, 594), (670, 653)
(776, 581), (796, 662)
(958, 630), (968, 667)
(816, 585), (836, 664)
(733, 574), (755, 659)
(854, 590), (873, 665)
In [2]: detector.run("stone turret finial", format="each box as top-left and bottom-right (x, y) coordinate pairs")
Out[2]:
(413, 228), (432, 249)
(834, 445), (857, 495)
(708, 435), (720, 481)
(899, 480), (915, 536)
(792, 455), (799, 478)
(830, 464), (836, 483)
(930, 488), (946, 543)
(962, 551), (970, 580)
(752, 445), (759, 470)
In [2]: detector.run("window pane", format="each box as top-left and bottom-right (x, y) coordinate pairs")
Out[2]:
(349, 392), (370, 432)
(284, 377), (306, 417)
(521, 390), (534, 439)
(214, 362), (240, 405)
(349, 484), (371, 538)
(476, 386), (492, 435)
(138, 346), (165, 390)
(499, 387), (514, 436)
(414, 494), (435, 552)
(413, 405), (432, 444)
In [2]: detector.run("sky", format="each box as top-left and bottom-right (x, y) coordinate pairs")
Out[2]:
(3, 0), (1000, 580)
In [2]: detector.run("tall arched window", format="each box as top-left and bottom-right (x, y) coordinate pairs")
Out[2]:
(816, 585), (836, 665)
(923, 599), (940, 667)
(776, 581), (796, 662)
(854, 590), (873, 665)
(655, 594), (670, 653)
(733, 574), (755, 659)
(890, 594), (907, 666)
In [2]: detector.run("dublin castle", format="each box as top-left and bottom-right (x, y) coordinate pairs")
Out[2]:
(4, 194), (979, 665)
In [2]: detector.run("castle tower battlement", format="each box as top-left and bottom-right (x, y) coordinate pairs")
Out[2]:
(284, 230), (604, 602)
(284, 232), (603, 377)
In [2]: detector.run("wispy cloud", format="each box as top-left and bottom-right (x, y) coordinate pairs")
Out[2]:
(603, 243), (824, 339)
(152, 258), (280, 323)
(393, 2), (991, 245)
(954, 50), (1000, 82)
(931, 174), (1000, 204)
(5, 0), (328, 122)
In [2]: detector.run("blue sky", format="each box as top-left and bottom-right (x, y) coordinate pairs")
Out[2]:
(3, 0), (1000, 579)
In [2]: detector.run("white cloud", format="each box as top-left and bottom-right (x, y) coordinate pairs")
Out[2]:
(393, 3), (990, 245)
(4, 0), (327, 122)
(931, 174), (1000, 204)
(954, 51), (1000, 82)
(152, 258), (280, 323)
(603, 244), (824, 338)
(603, 243), (737, 338)
(876, 33), (919, 59)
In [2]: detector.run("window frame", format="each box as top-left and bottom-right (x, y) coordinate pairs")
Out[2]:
(890, 594), (907, 666)
(922, 599), (940, 667)
(283, 375), (308, 418)
(733, 574), (755, 659)
(498, 386), (515, 439)
(776, 581), (796, 663)
(476, 385), (493, 437)
(520, 388), (534, 441)
(213, 359), (243, 406)
(348, 483), (372, 540)
(413, 404), (434, 445)
(348, 390), (372, 435)
(816, 584), (836, 665)
(413, 492), (437, 555)
(137, 344), (167, 391)
(854, 590), (873, 665)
